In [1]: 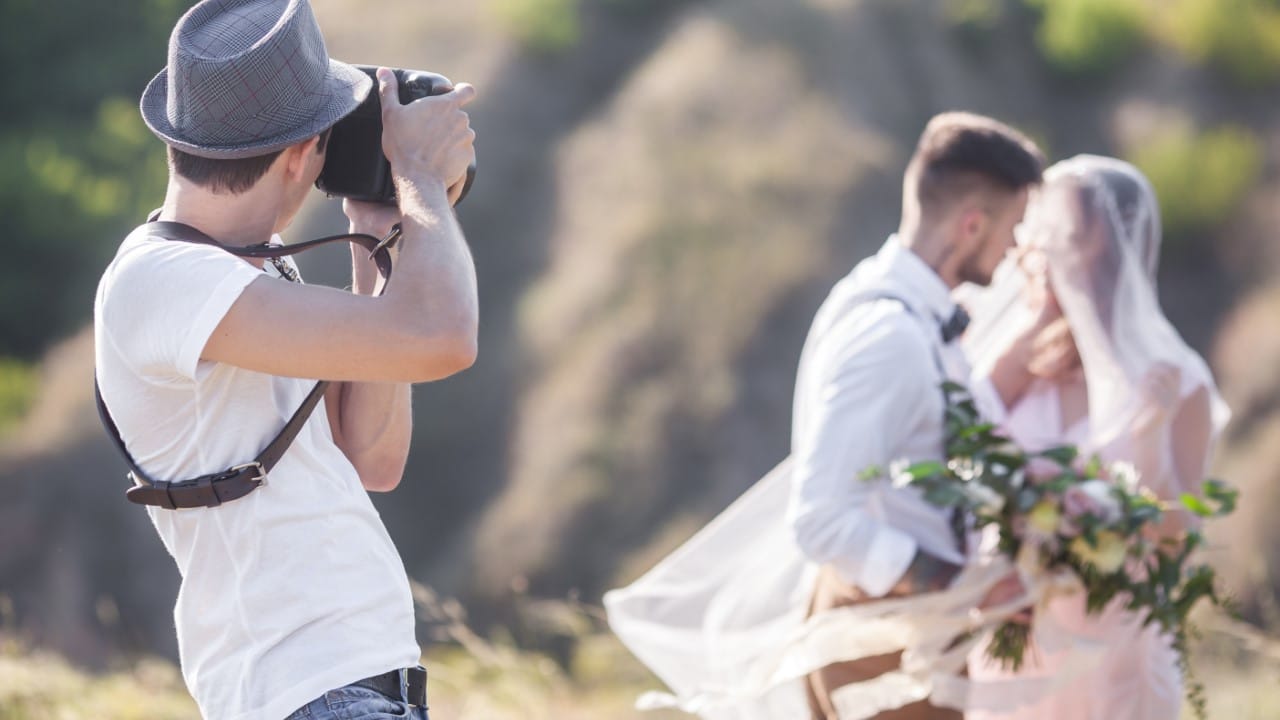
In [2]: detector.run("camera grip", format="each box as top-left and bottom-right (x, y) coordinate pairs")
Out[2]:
(317, 65), (476, 205)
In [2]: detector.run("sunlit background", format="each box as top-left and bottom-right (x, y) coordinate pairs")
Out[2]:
(3, 0), (1280, 717)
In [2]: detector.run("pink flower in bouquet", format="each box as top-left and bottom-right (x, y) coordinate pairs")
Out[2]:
(1062, 479), (1122, 525)
(1025, 457), (1063, 485)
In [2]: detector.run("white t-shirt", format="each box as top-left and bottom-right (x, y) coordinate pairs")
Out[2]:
(93, 225), (421, 720)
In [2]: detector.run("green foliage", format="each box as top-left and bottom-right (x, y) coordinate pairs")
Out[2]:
(0, 359), (37, 435)
(1128, 125), (1263, 241)
(0, 0), (183, 359)
(945, 0), (1004, 46)
(1024, 0), (1147, 77)
(1165, 0), (1280, 87)
(492, 0), (583, 53)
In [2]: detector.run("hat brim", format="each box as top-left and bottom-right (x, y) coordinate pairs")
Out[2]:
(140, 59), (373, 159)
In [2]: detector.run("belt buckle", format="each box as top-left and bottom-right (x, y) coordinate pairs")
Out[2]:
(405, 665), (428, 707)
(230, 461), (268, 488)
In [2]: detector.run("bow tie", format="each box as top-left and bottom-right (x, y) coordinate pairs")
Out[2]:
(940, 305), (970, 344)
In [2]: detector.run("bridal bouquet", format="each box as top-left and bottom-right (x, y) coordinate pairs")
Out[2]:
(869, 382), (1236, 716)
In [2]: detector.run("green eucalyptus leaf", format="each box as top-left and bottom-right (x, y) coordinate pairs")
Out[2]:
(1179, 493), (1214, 518)
(1041, 446), (1079, 466)
(1203, 479), (1238, 516)
(907, 461), (947, 480)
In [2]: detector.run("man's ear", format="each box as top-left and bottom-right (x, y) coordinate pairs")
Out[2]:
(959, 205), (989, 246)
(283, 136), (322, 182)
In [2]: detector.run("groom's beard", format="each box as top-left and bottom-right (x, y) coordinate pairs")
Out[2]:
(957, 251), (996, 287)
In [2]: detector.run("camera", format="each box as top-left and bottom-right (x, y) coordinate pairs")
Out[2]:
(316, 65), (477, 205)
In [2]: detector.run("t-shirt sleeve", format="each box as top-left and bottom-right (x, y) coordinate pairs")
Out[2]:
(100, 237), (265, 382)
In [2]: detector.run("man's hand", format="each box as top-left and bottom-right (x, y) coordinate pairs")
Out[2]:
(376, 67), (476, 204)
(343, 198), (401, 240)
(889, 552), (963, 596)
(988, 258), (1081, 408)
(340, 199), (402, 296)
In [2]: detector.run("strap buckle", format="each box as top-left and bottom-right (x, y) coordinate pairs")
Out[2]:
(229, 461), (268, 488)
(369, 224), (402, 259)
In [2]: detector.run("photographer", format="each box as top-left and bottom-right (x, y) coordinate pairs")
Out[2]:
(92, 0), (474, 718)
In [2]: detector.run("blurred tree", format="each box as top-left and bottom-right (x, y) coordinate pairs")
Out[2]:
(492, 0), (581, 54)
(1129, 125), (1263, 243)
(1164, 0), (1280, 87)
(1024, 0), (1146, 77)
(0, 0), (184, 360)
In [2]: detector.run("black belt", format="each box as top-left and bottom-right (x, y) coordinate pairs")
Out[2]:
(354, 666), (428, 707)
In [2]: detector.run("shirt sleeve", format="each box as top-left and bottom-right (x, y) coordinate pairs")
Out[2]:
(967, 374), (1009, 428)
(100, 237), (265, 382)
(787, 307), (948, 597)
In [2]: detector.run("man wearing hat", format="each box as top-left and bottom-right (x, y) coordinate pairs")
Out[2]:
(93, 0), (476, 718)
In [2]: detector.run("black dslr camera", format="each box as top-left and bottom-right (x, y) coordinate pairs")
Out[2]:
(316, 65), (477, 204)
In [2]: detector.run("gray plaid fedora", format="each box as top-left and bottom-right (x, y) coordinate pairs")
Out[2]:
(140, 0), (372, 159)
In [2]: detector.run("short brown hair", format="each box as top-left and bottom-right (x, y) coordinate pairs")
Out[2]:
(169, 127), (332, 194)
(905, 112), (1045, 215)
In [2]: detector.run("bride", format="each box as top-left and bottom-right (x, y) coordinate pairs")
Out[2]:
(962, 154), (1230, 719)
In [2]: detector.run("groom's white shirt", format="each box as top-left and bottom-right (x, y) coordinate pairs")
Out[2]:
(788, 236), (1004, 598)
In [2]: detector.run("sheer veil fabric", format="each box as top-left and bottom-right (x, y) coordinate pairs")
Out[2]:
(964, 155), (1229, 496)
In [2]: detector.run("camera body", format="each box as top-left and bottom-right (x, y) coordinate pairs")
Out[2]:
(316, 65), (476, 204)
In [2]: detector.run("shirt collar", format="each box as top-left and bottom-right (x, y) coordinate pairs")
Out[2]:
(877, 235), (958, 323)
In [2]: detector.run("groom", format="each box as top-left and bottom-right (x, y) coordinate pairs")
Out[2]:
(789, 112), (1047, 719)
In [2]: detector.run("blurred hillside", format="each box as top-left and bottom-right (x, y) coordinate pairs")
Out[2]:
(3, 1), (1280, 714)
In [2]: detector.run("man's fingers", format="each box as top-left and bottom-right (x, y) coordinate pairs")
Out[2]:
(377, 67), (398, 115)
(450, 82), (477, 107)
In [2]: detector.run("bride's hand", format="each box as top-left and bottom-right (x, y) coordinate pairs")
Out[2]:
(1028, 316), (1082, 381)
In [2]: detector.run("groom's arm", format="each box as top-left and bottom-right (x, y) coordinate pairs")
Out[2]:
(787, 313), (966, 598)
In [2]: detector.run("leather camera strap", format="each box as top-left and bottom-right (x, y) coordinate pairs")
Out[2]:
(96, 218), (400, 509)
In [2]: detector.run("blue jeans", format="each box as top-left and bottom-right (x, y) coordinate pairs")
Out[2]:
(285, 682), (429, 720)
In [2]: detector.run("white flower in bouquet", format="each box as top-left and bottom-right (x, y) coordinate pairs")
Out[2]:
(947, 457), (982, 482)
(1108, 461), (1142, 494)
(889, 459), (913, 489)
(964, 482), (1005, 514)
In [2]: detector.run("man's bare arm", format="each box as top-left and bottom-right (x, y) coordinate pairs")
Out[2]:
(202, 73), (479, 384)
(325, 218), (414, 492)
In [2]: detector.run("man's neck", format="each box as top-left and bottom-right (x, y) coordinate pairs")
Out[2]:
(158, 179), (281, 251)
(897, 222), (961, 290)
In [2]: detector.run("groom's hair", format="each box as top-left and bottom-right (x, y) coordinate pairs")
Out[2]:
(904, 112), (1045, 217)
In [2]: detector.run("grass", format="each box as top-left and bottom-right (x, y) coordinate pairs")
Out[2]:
(4, 582), (1280, 719)
(0, 358), (37, 437)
